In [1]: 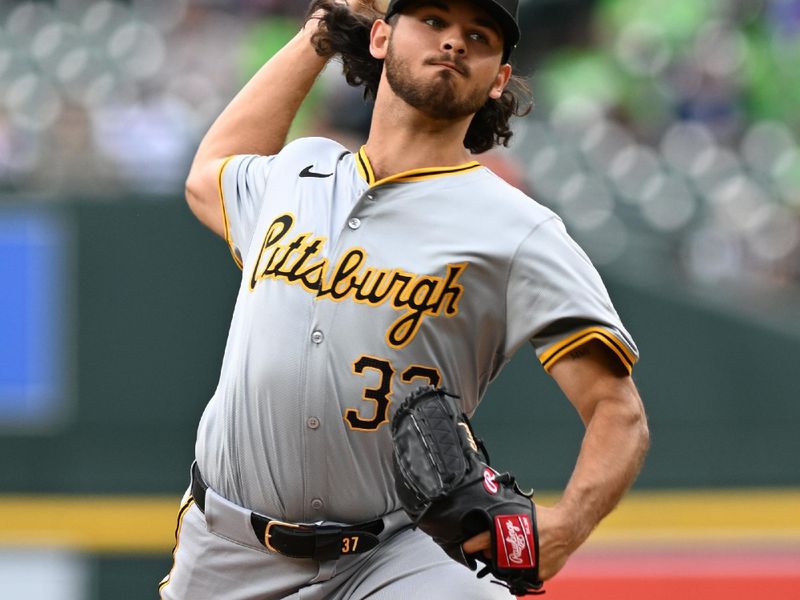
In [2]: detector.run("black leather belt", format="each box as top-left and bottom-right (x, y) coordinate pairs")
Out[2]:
(191, 462), (384, 560)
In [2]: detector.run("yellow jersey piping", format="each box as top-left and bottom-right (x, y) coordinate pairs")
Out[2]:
(158, 496), (195, 595)
(356, 146), (482, 187)
(540, 326), (637, 375)
(356, 147), (376, 184)
(217, 156), (243, 270)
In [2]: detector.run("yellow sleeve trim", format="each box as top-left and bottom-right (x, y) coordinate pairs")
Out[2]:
(217, 156), (243, 270)
(540, 326), (636, 375)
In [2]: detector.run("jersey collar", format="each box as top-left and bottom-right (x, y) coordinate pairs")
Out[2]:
(356, 146), (482, 187)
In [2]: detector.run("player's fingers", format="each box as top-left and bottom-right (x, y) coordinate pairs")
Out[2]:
(461, 531), (491, 555)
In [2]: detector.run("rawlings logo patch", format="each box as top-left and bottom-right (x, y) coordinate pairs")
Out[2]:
(494, 514), (536, 569)
(483, 468), (499, 494)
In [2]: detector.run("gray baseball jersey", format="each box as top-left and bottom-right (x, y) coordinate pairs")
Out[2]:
(194, 136), (638, 525)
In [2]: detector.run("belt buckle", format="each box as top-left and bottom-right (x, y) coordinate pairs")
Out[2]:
(264, 520), (304, 554)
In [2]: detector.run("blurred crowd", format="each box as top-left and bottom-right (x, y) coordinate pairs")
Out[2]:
(1, 0), (799, 292)
(517, 0), (800, 292)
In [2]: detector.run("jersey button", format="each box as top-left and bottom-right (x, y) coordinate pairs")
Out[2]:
(311, 498), (324, 510)
(307, 417), (320, 429)
(348, 217), (361, 230)
(311, 330), (324, 344)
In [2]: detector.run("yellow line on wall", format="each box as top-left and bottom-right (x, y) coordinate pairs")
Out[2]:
(0, 496), (180, 554)
(0, 489), (798, 554)
(585, 488), (800, 547)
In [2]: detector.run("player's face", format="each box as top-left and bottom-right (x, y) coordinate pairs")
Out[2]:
(378, 0), (512, 120)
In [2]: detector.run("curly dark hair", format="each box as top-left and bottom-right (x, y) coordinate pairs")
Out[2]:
(305, 0), (532, 154)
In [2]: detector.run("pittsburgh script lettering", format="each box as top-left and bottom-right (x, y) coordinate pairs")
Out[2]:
(249, 214), (468, 348)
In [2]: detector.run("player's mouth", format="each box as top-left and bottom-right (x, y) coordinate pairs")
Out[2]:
(426, 57), (468, 77)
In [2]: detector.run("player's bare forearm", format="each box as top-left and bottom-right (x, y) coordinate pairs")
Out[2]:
(543, 341), (649, 577)
(463, 341), (648, 581)
(185, 18), (328, 237)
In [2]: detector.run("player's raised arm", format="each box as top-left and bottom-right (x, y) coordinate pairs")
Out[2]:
(184, 21), (324, 236)
(185, 2), (381, 237)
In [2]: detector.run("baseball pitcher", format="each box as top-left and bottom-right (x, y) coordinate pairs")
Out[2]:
(159, 0), (649, 597)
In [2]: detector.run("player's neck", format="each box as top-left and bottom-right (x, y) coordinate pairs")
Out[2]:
(365, 94), (475, 181)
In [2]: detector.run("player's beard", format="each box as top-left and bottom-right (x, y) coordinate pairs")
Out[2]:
(384, 38), (492, 120)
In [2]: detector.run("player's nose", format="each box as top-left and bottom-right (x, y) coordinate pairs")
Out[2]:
(441, 29), (467, 55)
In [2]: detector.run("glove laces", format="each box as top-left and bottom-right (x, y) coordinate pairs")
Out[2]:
(476, 565), (546, 595)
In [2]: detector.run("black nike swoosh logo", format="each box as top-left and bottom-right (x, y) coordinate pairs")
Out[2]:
(299, 165), (334, 179)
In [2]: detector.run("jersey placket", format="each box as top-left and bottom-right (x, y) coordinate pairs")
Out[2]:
(299, 187), (377, 522)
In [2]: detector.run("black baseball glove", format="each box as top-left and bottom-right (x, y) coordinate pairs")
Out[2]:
(390, 386), (544, 596)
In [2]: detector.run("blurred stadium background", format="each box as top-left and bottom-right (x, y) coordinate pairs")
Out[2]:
(1, 0), (799, 598)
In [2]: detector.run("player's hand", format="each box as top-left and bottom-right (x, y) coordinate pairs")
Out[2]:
(461, 503), (578, 581)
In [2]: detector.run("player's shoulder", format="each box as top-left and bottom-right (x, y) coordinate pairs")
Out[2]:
(276, 137), (352, 167)
(472, 165), (558, 227)
(480, 171), (592, 265)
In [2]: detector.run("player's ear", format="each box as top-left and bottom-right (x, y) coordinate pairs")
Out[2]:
(488, 64), (512, 100)
(370, 19), (391, 59)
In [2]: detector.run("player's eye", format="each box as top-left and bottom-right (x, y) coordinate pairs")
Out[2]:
(468, 30), (489, 44)
(423, 16), (446, 29)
